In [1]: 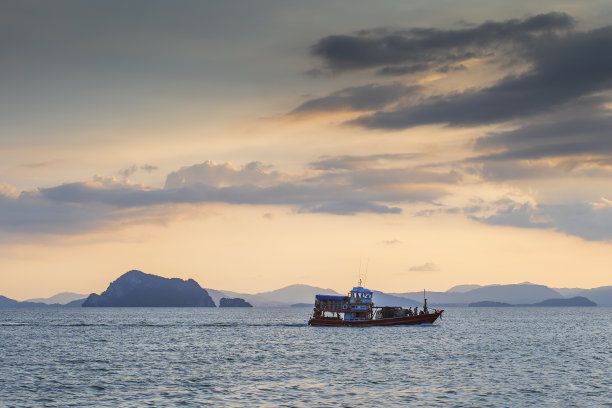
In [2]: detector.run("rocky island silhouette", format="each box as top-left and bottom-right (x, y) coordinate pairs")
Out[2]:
(82, 270), (216, 307)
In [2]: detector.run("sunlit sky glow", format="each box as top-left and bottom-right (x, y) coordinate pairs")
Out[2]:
(3, 1), (612, 299)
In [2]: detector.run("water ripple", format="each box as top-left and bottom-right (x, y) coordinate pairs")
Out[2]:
(0, 307), (610, 406)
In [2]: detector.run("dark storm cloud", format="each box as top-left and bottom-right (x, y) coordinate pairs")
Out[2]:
(312, 12), (573, 71)
(290, 83), (418, 115)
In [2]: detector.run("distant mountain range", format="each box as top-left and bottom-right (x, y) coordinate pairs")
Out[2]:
(390, 282), (612, 306)
(25, 292), (87, 305)
(1, 272), (612, 308)
(470, 296), (597, 307)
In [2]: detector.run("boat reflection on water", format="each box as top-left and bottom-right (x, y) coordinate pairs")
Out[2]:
(308, 282), (443, 327)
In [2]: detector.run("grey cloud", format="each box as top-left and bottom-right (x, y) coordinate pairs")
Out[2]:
(1, 156), (454, 235)
(0, 189), (156, 236)
(469, 199), (553, 229)
(20, 159), (65, 169)
(381, 239), (401, 245)
(309, 153), (420, 170)
(307, 168), (462, 188)
(474, 114), (612, 162)
(477, 160), (612, 182)
(306, 153), (463, 188)
(409, 262), (440, 272)
(435, 64), (467, 73)
(141, 164), (158, 173)
(307, 201), (401, 215)
(377, 62), (468, 76)
(353, 25), (612, 129)
(119, 164), (159, 179)
(119, 165), (138, 179)
(290, 83), (419, 115)
(542, 202), (612, 241)
(312, 13), (573, 71)
(165, 160), (283, 189)
(37, 179), (436, 215)
(450, 197), (612, 241)
(376, 64), (431, 76)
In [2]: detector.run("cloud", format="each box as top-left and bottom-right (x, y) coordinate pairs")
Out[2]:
(350, 24), (612, 129)
(475, 158), (612, 182)
(311, 13), (573, 71)
(473, 113), (612, 162)
(0, 184), (19, 199)
(118, 165), (139, 179)
(409, 262), (440, 272)
(306, 154), (462, 189)
(141, 164), (158, 173)
(165, 160), (285, 189)
(309, 153), (420, 170)
(468, 198), (553, 229)
(0, 156), (455, 235)
(306, 167), (462, 188)
(436, 197), (612, 241)
(290, 83), (419, 115)
(380, 239), (401, 245)
(119, 164), (159, 179)
(20, 159), (65, 169)
(303, 12), (612, 141)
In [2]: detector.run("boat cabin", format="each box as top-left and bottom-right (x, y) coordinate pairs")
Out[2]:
(312, 286), (374, 321)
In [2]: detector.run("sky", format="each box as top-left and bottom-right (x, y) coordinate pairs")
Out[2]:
(3, 0), (612, 299)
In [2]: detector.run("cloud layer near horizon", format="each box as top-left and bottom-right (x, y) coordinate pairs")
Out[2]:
(0, 156), (460, 235)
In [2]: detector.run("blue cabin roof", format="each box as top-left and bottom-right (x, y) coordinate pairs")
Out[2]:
(315, 295), (346, 301)
(350, 286), (372, 294)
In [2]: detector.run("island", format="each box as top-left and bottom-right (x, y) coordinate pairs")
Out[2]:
(469, 301), (513, 307)
(469, 296), (597, 307)
(290, 303), (312, 308)
(82, 270), (216, 307)
(219, 297), (252, 307)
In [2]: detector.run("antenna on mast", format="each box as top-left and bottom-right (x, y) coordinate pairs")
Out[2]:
(363, 257), (370, 287)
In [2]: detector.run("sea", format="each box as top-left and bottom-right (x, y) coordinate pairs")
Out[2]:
(0, 307), (610, 407)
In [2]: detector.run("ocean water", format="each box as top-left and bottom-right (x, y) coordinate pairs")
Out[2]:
(0, 307), (610, 407)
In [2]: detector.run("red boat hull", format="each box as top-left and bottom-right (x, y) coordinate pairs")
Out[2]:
(308, 310), (443, 327)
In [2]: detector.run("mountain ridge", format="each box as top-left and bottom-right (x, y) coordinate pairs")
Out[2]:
(82, 270), (216, 307)
(3, 278), (612, 307)
(25, 292), (87, 305)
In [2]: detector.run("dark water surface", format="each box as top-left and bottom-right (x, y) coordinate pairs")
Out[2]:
(1, 307), (611, 407)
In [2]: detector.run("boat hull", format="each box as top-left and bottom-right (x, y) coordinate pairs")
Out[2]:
(308, 310), (443, 327)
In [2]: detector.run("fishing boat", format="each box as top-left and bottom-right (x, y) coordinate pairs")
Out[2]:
(308, 281), (443, 327)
